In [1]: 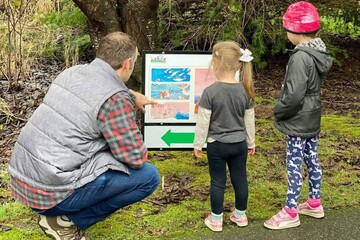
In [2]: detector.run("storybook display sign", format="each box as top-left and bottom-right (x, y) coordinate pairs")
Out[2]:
(142, 51), (216, 149)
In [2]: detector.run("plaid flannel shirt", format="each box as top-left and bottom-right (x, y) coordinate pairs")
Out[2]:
(10, 91), (147, 209)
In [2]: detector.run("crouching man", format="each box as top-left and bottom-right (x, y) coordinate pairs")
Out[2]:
(8, 32), (160, 240)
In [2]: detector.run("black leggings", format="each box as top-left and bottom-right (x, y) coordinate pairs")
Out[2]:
(206, 140), (248, 214)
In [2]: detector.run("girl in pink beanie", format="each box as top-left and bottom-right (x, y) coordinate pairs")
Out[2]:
(264, 1), (333, 230)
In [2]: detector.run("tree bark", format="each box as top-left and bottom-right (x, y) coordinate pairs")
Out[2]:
(72, 0), (159, 90)
(118, 0), (159, 51)
(118, 0), (159, 89)
(72, 0), (120, 47)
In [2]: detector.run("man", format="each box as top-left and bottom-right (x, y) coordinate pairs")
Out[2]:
(8, 32), (160, 240)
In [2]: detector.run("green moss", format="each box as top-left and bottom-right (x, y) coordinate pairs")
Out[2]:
(85, 200), (209, 239)
(152, 151), (204, 178)
(255, 97), (277, 105)
(0, 228), (46, 240)
(0, 171), (10, 185)
(321, 115), (360, 139)
(0, 202), (33, 223)
(1, 113), (359, 239)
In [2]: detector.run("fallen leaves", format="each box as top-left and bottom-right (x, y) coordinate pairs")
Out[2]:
(152, 175), (193, 204)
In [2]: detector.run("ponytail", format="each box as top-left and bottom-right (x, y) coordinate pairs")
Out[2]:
(211, 41), (256, 103)
(241, 61), (255, 103)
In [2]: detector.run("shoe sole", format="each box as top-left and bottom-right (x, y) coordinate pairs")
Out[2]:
(299, 210), (324, 218)
(264, 219), (300, 230)
(230, 217), (248, 227)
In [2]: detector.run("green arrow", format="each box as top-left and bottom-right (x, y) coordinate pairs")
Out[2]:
(161, 129), (195, 147)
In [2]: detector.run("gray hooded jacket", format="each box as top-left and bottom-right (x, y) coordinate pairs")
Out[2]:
(8, 58), (130, 192)
(274, 38), (333, 137)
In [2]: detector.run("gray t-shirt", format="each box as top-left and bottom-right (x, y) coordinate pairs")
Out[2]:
(199, 82), (252, 143)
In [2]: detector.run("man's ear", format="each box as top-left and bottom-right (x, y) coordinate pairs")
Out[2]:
(123, 58), (132, 70)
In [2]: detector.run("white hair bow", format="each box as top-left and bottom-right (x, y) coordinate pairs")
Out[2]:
(239, 48), (253, 62)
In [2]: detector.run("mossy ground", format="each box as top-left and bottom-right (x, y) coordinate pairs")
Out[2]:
(1, 111), (359, 240)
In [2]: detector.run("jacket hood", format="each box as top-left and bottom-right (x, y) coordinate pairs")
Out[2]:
(289, 38), (333, 74)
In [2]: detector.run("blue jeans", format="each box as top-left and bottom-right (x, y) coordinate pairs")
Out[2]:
(33, 163), (160, 229)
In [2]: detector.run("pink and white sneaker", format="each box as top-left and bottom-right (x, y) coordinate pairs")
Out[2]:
(230, 212), (248, 227)
(204, 215), (223, 232)
(264, 208), (300, 230)
(298, 201), (324, 218)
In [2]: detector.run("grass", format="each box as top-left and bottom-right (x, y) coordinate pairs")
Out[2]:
(0, 112), (359, 240)
(0, 98), (14, 127)
(0, 0), (90, 80)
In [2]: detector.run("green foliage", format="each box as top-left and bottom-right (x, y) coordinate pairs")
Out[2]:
(10, 0), (22, 7)
(321, 15), (360, 38)
(0, 0), (92, 80)
(247, 3), (289, 68)
(157, 0), (359, 69)
(38, 1), (86, 27)
(316, 0), (360, 26)
(34, 0), (91, 65)
(157, 0), (290, 68)
(202, 0), (243, 42)
(248, 17), (268, 68)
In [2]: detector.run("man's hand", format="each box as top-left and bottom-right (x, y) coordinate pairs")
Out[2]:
(194, 148), (203, 158)
(248, 148), (255, 155)
(129, 90), (157, 112)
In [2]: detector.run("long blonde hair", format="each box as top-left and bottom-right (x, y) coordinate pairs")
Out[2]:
(211, 41), (255, 102)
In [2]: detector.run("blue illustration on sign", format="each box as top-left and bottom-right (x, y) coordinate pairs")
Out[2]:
(151, 68), (191, 82)
(151, 83), (190, 100)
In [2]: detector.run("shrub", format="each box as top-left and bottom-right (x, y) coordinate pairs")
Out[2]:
(36, 0), (91, 65)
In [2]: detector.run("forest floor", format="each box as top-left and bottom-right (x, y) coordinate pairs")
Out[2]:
(0, 37), (359, 239)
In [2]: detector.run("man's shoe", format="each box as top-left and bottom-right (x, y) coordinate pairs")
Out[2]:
(264, 208), (300, 230)
(230, 211), (248, 227)
(298, 201), (325, 218)
(38, 215), (90, 240)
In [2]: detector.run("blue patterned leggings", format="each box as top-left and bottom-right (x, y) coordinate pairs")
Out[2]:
(285, 135), (322, 209)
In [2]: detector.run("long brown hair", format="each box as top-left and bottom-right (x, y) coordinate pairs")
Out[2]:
(212, 41), (255, 102)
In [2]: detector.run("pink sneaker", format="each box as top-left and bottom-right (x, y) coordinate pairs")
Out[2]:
(230, 212), (248, 227)
(204, 215), (223, 232)
(298, 201), (324, 218)
(264, 208), (300, 230)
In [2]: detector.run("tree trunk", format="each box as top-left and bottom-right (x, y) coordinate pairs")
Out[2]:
(72, 0), (120, 47)
(72, 0), (159, 90)
(118, 0), (159, 50)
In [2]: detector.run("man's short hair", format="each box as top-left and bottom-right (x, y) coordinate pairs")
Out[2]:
(96, 32), (137, 70)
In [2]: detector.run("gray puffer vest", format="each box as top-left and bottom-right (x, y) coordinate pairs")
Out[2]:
(9, 58), (129, 192)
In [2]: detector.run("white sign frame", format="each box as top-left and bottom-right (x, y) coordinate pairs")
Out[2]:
(141, 51), (215, 150)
